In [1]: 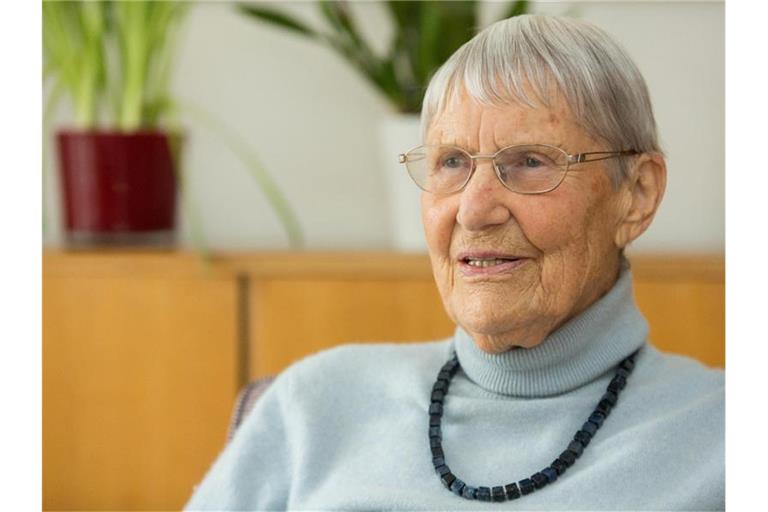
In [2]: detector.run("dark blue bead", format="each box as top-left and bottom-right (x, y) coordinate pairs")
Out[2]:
(429, 403), (442, 415)
(504, 483), (520, 500)
(559, 450), (576, 466)
(476, 486), (492, 501)
(435, 464), (450, 476)
(596, 399), (613, 414)
(432, 456), (444, 467)
(450, 478), (465, 495)
(431, 390), (445, 403)
(461, 485), (477, 500)
(430, 437), (441, 448)
(551, 458), (567, 475)
(620, 358), (635, 371)
(429, 414), (441, 427)
(441, 472), (456, 488)
(519, 478), (535, 495)
(433, 380), (448, 392)
(616, 367), (630, 379)
(429, 426), (441, 438)
(492, 486), (506, 502)
(589, 411), (606, 427)
(568, 440), (584, 457)
(607, 380), (622, 393)
(431, 446), (444, 458)
(542, 467), (558, 483)
(574, 430), (592, 446)
(438, 370), (451, 381)
(531, 472), (548, 489)
(582, 421), (598, 436)
(602, 391), (618, 406)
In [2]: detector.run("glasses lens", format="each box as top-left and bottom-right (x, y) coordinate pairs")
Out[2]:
(404, 145), (472, 193)
(495, 145), (568, 193)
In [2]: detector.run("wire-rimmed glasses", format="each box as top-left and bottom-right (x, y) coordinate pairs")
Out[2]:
(398, 144), (638, 195)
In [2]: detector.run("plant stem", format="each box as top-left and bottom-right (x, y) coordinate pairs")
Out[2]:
(42, 78), (66, 237)
(116, 2), (149, 131)
(180, 100), (305, 249)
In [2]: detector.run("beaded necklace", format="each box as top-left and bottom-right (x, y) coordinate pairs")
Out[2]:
(429, 349), (638, 502)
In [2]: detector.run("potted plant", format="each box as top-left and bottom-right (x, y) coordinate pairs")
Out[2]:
(45, 1), (306, 249)
(236, 0), (529, 251)
(43, 1), (189, 246)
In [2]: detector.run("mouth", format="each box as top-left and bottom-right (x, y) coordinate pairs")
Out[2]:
(457, 251), (524, 265)
(456, 252), (530, 276)
(461, 256), (521, 267)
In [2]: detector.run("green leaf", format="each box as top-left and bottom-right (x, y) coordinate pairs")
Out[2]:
(434, 1), (477, 63)
(417, 2), (443, 86)
(234, 0), (518, 114)
(43, 0), (104, 128)
(315, 2), (413, 109)
(500, 1), (530, 20)
(385, 1), (421, 29)
(236, 3), (318, 39)
(384, 1), (423, 108)
(417, 1), (476, 87)
(319, 1), (367, 51)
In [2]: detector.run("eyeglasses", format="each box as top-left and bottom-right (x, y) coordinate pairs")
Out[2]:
(398, 144), (638, 195)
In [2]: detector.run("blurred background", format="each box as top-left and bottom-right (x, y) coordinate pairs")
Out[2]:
(42, 1), (724, 510)
(43, 0), (724, 252)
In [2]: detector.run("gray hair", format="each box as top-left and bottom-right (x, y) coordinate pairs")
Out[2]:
(421, 15), (661, 185)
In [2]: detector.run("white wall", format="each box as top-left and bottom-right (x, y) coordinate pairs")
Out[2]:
(43, 1), (724, 254)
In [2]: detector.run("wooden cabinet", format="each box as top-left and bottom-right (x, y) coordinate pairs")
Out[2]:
(43, 253), (239, 511)
(43, 250), (724, 510)
(630, 256), (725, 369)
(237, 252), (456, 377)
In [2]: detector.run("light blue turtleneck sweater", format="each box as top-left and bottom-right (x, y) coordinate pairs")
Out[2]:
(186, 271), (724, 510)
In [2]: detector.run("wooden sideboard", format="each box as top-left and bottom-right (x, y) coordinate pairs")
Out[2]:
(43, 250), (724, 510)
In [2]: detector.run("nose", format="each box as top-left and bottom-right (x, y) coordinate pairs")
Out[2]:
(456, 159), (513, 231)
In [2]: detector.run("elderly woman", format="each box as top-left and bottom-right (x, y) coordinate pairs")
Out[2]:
(186, 14), (724, 511)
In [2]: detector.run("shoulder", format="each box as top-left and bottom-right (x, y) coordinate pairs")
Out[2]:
(589, 345), (725, 509)
(636, 343), (724, 397)
(269, 339), (453, 402)
(291, 339), (452, 374)
(623, 343), (724, 446)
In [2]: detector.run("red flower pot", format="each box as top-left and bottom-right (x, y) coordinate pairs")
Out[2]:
(56, 130), (179, 246)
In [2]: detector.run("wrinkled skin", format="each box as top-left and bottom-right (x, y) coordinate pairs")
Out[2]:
(422, 90), (666, 353)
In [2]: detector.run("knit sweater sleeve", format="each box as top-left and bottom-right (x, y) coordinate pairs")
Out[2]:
(184, 371), (294, 511)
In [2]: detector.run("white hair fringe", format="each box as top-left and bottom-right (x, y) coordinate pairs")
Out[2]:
(421, 15), (662, 184)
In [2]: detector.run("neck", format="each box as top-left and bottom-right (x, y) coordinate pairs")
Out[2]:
(453, 266), (647, 397)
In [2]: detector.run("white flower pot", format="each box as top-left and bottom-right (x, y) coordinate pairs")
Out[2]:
(378, 113), (427, 253)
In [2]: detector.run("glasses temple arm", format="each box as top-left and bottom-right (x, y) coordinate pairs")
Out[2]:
(573, 150), (638, 163)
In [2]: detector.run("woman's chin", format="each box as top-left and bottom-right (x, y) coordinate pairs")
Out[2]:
(460, 320), (549, 353)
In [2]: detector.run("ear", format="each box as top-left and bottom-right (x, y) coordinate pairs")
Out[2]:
(614, 153), (667, 249)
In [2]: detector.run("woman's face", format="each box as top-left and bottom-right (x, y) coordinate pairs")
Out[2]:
(422, 91), (629, 353)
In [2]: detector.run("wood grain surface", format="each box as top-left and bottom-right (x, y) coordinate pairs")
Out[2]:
(43, 266), (238, 510)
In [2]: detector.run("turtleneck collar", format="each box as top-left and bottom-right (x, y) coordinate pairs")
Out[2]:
(452, 268), (648, 397)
